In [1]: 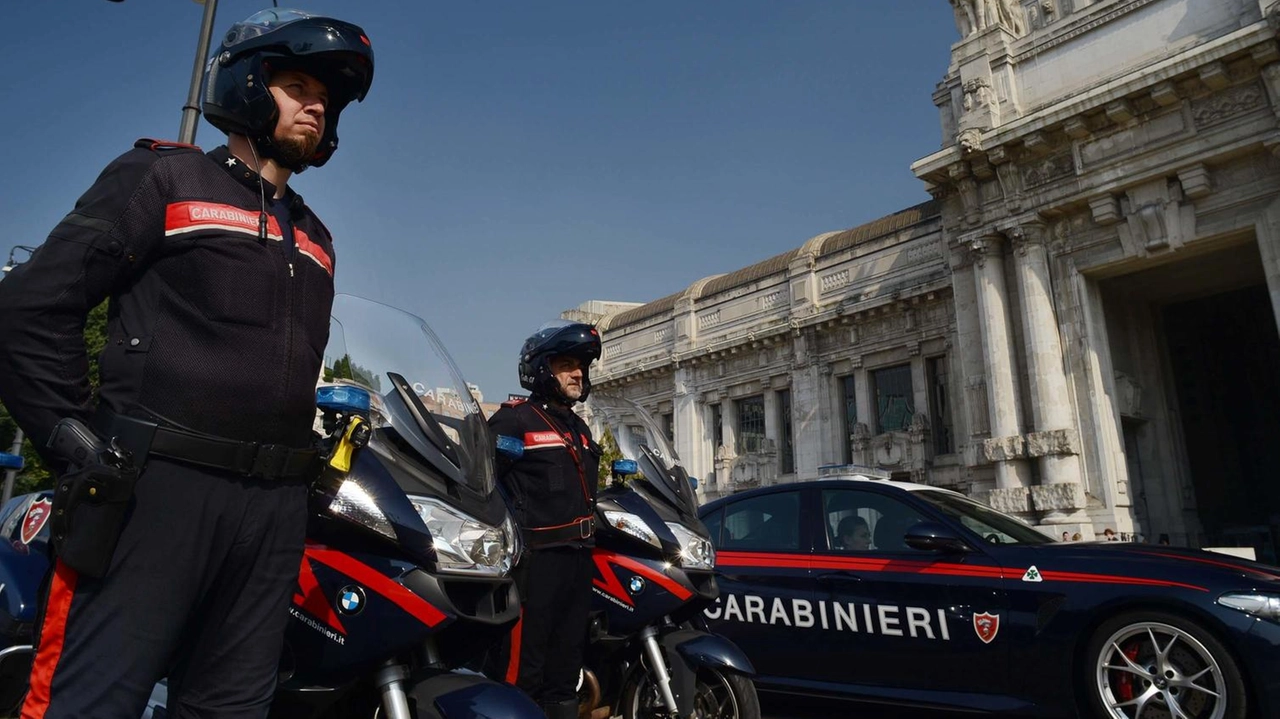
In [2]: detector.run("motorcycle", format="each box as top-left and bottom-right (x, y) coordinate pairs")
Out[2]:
(0, 294), (542, 719)
(574, 393), (759, 719)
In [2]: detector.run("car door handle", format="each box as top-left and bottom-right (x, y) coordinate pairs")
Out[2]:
(816, 572), (862, 585)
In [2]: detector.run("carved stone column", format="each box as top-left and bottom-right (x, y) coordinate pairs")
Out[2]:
(672, 367), (704, 490)
(970, 233), (1032, 503)
(1010, 224), (1088, 522)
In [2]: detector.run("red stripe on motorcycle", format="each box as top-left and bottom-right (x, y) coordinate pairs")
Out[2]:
(305, 545), (449, 627)
(293, 551), (347, 635)
(21, 560), (78, 719)
(505, 610), (523, 684)
(596, 551), (694, 601)
(592, 552), (635, 606)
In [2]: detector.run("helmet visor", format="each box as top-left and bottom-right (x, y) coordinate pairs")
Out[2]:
(224, 9), (320, 49)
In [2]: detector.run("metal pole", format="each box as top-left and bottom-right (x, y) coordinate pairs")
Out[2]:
(2, 429), (23, 506)
(178, 0), (219, 145)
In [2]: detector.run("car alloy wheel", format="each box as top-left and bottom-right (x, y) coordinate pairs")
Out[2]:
(1090, 612), (1244, 719)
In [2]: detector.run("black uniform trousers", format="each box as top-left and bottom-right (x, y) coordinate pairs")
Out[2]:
(23, 457), (307, 719)
(506, 546), (594, 707)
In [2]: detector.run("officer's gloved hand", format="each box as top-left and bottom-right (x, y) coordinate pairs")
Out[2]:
(46, 419), (140, 578)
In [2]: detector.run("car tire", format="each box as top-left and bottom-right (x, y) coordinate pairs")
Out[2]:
(1084, 610), (1246, 719)
(621, 666), (760, 719)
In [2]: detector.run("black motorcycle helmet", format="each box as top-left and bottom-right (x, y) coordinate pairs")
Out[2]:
(202, 9), (374, 171)
(518, 321), (602, 405)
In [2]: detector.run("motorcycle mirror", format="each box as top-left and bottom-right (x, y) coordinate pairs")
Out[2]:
(496, 434), (525, 460)
(612, 459), (639, 477)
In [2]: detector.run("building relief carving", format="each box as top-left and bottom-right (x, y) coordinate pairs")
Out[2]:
(1076, 107), (1189, 170)
(950, 0), (1027, 39)
(820, 269), (850, 292)
(1021, 150), (1075, 188)
(1190, 82), (1266, 129)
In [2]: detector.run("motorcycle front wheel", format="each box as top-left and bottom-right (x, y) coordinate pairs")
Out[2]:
(620, 666), (760, 719)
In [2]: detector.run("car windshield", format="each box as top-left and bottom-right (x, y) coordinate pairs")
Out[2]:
(914, 490), (1053, 545)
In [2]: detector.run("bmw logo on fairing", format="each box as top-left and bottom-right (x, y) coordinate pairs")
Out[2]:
(628, 576), (646, 595)
(337, 585), (366, 615)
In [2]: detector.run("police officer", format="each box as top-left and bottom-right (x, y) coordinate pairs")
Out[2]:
(489, 321), (603, 719)
(0, 10), (373, 718)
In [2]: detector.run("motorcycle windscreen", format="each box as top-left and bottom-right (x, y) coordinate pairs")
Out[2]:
(324, 294), (495, 497)
(586, 393), (698, 519)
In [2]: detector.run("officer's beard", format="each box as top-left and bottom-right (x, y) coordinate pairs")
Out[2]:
(273, 131), (321, 171)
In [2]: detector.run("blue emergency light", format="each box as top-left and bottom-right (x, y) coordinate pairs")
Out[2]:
(612, 459), (639, 477)
(496, 434), (524, 460)
(316, 385), (372, 414)
(0, 452), (23, 471)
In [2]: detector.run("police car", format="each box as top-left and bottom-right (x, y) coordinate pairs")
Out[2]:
(696, 471), (1280, 719)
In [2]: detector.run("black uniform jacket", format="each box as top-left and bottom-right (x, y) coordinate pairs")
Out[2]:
(0, 140), (336, 460)
(488, 396), (600, 546)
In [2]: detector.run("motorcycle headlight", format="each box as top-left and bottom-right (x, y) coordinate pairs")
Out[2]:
(408, 495), (519, 576)
(666, 522), (715, 570)
(603, 510), (661, 549)
(329, 479), (397, 541)
(1218, 592), (1280, 622)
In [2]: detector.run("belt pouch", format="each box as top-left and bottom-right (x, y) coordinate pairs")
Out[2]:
(51, 465), (140, 578)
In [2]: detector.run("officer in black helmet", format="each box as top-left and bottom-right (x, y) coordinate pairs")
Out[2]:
(0, 9), (372, 718)
(489, 321), (603, 719)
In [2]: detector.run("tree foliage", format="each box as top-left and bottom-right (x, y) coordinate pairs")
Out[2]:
(0, 301), (109, 494)
(596, 427), (625, 488)
(323, 354), (381, 392)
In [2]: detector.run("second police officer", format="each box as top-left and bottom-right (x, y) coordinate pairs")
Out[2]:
(489, 321), (603, 719)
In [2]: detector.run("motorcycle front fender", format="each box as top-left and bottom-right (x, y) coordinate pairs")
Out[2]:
(408, 671), (543, 719)
(662, 628), (755, 677)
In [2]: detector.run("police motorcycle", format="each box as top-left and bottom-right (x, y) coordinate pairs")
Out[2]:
(574, 393), (758, 719)
(0, 294), (542, 719)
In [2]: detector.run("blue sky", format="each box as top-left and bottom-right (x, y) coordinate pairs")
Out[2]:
(1, 1), (956, 400)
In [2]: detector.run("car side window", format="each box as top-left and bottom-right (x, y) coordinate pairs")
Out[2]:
(822, 488), (928, 553)
(702, 507), (724, 547)
(717, 492), (801, 551)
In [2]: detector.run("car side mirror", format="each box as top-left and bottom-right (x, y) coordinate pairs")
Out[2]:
(904, 521), (970, 553)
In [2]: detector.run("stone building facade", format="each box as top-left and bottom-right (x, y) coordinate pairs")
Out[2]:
(575, 0), (1280, 560)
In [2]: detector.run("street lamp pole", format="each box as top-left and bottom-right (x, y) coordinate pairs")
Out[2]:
(177, 0), (219, 145)
(0, 247), (34, 505)
(0, 431), (21, 506)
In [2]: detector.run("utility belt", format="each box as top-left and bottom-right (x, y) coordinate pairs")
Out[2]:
(96, 409), (319, 481)
(521, 515), (595, 548)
